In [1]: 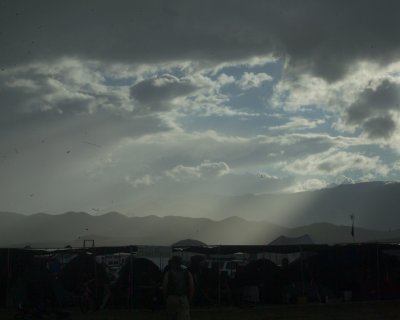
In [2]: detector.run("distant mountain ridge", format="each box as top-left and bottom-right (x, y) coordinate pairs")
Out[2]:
(1, 211), (399, 248)
(1, 181), (400, 247)
(126, 181), (400, 230)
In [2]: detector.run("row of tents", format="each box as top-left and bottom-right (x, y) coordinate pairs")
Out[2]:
(1, 243), (400, 310)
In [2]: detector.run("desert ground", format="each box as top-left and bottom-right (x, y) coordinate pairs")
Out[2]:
(2, 300), (400, 320)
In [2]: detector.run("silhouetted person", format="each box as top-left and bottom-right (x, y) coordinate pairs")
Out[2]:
(163, 256), (194, 320)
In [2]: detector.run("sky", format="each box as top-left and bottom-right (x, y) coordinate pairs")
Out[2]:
(1, 0), (400, 217)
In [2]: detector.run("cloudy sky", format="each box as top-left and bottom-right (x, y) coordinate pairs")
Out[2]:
(1, 0), (400, 217)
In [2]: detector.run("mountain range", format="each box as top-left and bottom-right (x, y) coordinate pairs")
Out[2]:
(1, 181), (399, 247)
(126, 181), (400, 230)
(0, 212), (399, 248)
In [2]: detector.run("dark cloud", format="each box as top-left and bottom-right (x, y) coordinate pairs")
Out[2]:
(0, 62), (177, 140)
(347, 80), (400, 123)
(0, 85), (91, 121)
(363, 116), (397, 139)
(346, 80), (400, 138)
(130, 74), (200, 113)
(1, 1), (400, 81)
(0, 65), (105, 122)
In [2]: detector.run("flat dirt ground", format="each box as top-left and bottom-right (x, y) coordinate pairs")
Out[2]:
(2, 300), (400, 320)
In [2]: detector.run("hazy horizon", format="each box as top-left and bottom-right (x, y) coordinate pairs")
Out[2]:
(2, 180), (400, 233)
(2, 207), (400, 247)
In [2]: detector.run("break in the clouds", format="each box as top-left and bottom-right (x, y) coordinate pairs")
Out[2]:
(237, 72), (272, 90)
(1, 0), (400, 218)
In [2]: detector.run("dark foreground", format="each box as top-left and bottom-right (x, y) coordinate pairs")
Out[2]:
(2, 300), (400, 320)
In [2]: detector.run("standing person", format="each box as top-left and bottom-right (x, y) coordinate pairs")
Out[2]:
(163, 256), (194, 320)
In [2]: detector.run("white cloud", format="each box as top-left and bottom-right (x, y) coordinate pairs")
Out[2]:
(269, 117), (325, 131)
(165, 161), (230, 182)
(393, 161), (400, 171)
(104, 131), (373, 202)
(257, 172), (278, 179)
(125, 174), (156, 188)
(271, 62), (381, 112)
(129, 71), (253, 118)
(285, 178), (328, 193)
(129, 130), (370, 174)
(282, 149), (389, 177)
(271, 60), (400, 152)
(334, 175), (356, 185)
(272, 61), (400, 114)
(124, 167), (293, 196)
(217, 73), (235, 86)
(0, 59), (133, 119)
(237, 72), (272, 90)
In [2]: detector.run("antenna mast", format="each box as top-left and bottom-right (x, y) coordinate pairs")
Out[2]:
(350, 214), (355, 243)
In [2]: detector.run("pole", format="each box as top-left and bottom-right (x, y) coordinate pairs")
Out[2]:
(350, 214), (355, 243)
(299, 246), (305, 298)
(129, 246), (134, 310)
(376, 244), (381, 300)
(218, 245), (221, 305)
(93, 241), (97, 306)
(6, 248), (11, 308)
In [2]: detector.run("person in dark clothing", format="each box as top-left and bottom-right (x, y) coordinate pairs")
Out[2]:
(163, 256), (194, 320)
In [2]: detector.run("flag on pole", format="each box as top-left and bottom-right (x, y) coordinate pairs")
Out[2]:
(351, 223), (354, 238)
